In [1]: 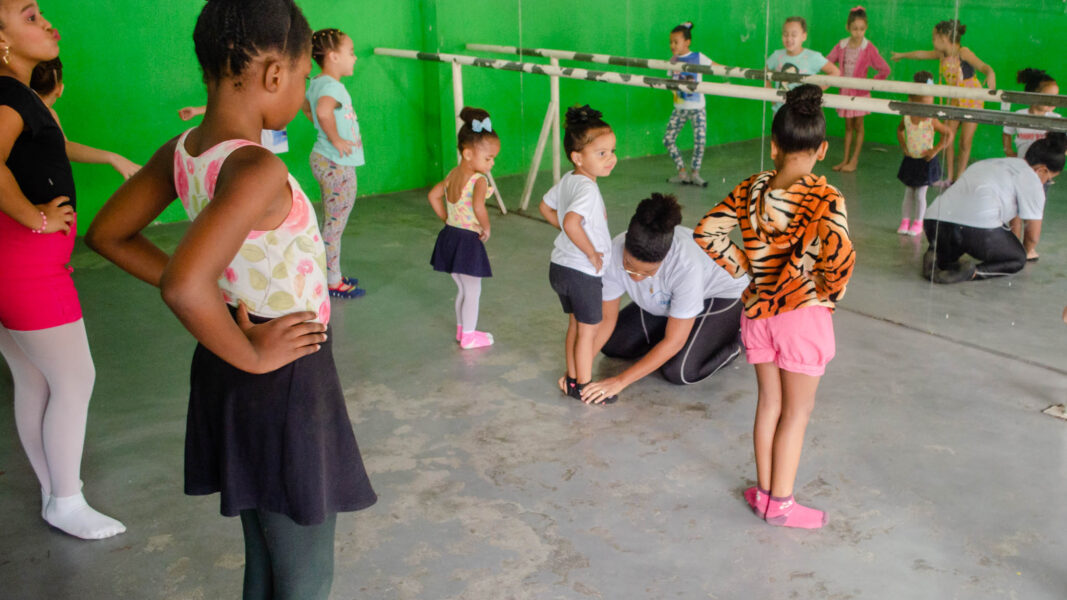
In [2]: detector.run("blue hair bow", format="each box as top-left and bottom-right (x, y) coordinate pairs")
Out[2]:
(472, 117), (493, 133)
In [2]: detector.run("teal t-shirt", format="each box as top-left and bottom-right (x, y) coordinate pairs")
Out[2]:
(306, 75), (365, 167)
(766, 48), (828, 112)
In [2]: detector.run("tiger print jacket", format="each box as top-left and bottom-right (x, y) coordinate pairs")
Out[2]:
(693, 171), (855, 320)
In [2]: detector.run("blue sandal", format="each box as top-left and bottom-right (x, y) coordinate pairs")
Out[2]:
(329, 281), (365, 299)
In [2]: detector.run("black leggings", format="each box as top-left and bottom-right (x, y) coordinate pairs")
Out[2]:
(923, 219), (1027, 281)
(240, 509), (337, 600)
(602, 297), (743, 385)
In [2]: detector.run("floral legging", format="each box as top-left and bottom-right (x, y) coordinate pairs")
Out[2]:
(663, 107), (707, 173)
(310, 152), (357, 286)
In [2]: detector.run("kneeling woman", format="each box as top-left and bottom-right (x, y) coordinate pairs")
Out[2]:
(580, 194), (749, 404)
(923, 132), (1065, 283)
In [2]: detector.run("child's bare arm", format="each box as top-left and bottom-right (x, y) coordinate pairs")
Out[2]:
(539, 200), (560, 229)
(1002, 133), (1016, 157)
(897, 121), (908, 154)
(471, 177), (491, 241)
(427, 179), (448, 222)
(86, 137), (180, 285)
(925, 119), (954, 159)
(315, 96), (354, 156)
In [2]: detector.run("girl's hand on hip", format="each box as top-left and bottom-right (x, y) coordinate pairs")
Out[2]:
(479, 228), (491, 242)
(42, 196), (74, 234)
(332, 139), (356, 157)
(236, 303), (326, 373)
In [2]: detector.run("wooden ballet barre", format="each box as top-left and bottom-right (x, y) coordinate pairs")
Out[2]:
(374, 48), (1067, 135)
(467, 43), (1067, 109)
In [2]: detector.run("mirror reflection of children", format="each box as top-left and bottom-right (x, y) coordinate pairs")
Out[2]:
(664, 21), (713, 188)
(825, 7), (890, 173)
(895, 70), (953, 236)
(765, 16), (840, 109)
(1003, 68), (1060, 159)
(893, 19), (996, 186)
(30, 58), (140, 179)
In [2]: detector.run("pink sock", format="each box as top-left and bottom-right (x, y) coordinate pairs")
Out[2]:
(765, 495), (826, 529)
(744, 486), (770, 518)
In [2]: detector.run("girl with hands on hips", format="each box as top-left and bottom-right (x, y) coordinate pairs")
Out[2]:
(87, 2), (375, 598)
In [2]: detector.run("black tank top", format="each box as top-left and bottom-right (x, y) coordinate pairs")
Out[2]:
(0, 76), (75, 208)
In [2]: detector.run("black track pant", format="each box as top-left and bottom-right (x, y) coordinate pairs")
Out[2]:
(601, 297), (743, 385)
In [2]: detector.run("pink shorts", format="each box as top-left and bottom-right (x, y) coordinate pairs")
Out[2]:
(740, 306), (835, 376)
(0, 211), (82, 331)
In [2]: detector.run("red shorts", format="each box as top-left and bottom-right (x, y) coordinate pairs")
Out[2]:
(0, 211), (82, 331)
(740, 305), (835, 376)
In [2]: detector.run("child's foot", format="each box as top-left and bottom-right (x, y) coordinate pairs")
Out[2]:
(565, 377), (581, 399)
(831, 161), (847, 171)
(329, 281), (365, 299)
(908, 220), (924, 236)
(896, 218), (911, 234)
(44, 492), (126, 540)
(558, 375), (577, 395)
(689, 173), (708, 187)
(460, 330), (494, 349)
(932, 178), (952, 189)
(765, 495), (826, 529)
(839, 161), (858, 173)
(341, 276), (359, 287)
(744, 486), (770, 518)
(667, 171), (691, 184)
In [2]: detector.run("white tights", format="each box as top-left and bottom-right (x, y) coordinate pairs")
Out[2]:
(451, 273), (482, 333)
(902, 185), (928, 222)
(0, 319), (124, 539)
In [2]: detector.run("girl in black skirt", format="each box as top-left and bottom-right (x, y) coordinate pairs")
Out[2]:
(428, 106), (500, 349)
(895, 70), (954, 236)
(86, 1), (375, 598)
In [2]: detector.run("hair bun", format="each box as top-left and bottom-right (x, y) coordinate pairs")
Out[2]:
(459, 106), (490, 125)
(1017, 67), (1046, 86)
(681, 21), (694, 29)
(565, 104), (603, 127)
(1045, 132), (1067, 154)
(635, 193), (683, 234)
(785, 84), (823, 116)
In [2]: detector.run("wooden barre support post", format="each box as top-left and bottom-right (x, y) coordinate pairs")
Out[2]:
(374, 47), (1067, 132)
(467, 43), (1067, 109)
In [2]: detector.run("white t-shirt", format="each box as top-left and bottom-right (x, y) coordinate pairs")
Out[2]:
(926, 158), (1045, 229)
(669, 51), (713, 110)
(602, 227), (749, 319)
(1003, 108), (1061, 159)
(543, 171), (613, 276)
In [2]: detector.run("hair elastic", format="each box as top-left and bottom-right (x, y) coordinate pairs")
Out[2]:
(31, 211), (46, 234)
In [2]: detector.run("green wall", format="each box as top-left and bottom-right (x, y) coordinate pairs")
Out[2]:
(48, 1), (1067, 232)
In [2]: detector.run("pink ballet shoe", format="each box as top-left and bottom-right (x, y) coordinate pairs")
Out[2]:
(765, 495), (826, 529)
(744, 486), (770, 518)
(460, 330), (494, 349)
(896, 218), (910, 234)
(908, 220), (924, 236)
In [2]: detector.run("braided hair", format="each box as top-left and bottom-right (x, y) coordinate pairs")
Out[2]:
(193, 0), (311, 83)
(311, 28), (347, 68)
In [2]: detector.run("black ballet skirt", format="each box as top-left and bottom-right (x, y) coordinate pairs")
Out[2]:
(897, 155), (942, 188)
(184, 309), (377, 526)
(430, 224), (492, 277)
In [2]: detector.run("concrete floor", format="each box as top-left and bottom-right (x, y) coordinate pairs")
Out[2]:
(2, 139), (1066, 599)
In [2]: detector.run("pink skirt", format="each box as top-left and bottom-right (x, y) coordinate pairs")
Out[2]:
(0, 211), (81, 331)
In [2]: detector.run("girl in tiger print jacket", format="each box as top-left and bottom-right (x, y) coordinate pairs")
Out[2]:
(693, 84), (854, 530)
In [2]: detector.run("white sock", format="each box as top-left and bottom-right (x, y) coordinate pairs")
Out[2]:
(41, 488), (49, 520)
(45, 492), (126, 540)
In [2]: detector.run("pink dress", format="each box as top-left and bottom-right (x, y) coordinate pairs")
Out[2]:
(826, 38), (891, 119)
